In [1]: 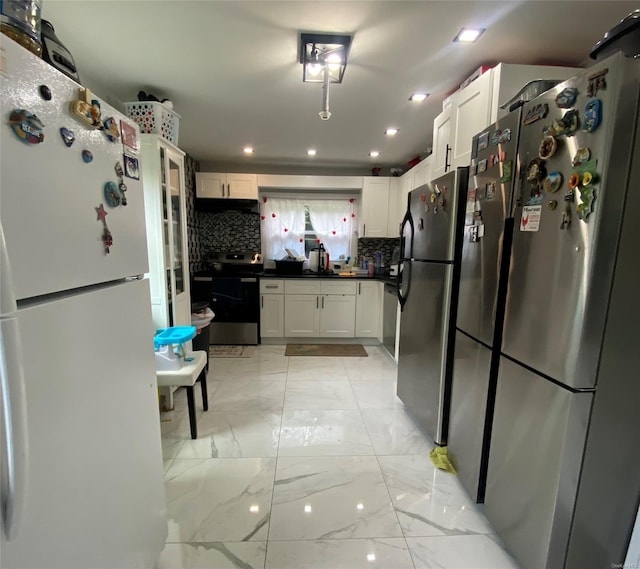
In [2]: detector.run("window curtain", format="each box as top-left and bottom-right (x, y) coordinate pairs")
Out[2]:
(261, 197), (306, 260)
(307, 199), (352, 260)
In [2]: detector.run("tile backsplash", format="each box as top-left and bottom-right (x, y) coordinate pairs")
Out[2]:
(184, 154), (201, 274)
(357, 237), (400, 268)
(197, 210), (261, 255)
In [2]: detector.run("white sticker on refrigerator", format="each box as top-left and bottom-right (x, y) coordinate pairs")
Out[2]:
(520, 205), (542, 232)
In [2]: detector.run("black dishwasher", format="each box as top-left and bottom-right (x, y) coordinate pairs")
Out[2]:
(383, 283), (398, 358)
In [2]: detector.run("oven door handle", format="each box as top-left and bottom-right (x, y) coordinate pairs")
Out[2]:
(240, 278), (257, 283)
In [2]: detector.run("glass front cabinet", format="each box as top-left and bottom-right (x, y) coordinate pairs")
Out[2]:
(140, 134), (191, 332)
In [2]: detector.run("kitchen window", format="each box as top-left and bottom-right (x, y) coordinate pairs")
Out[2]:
(261, 194), (356, 262)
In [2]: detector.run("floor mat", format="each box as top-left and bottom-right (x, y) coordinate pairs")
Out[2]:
(209, 345), (256, 358)
(285, 344), (368, 357)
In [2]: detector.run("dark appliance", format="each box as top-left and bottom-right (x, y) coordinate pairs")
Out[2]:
(590, 9), (640, 60)
(40, 19), (80, 83)
(396, 167), (469, 445)
(482, 54), (640, 569)
(192, 251), (263, 345)
(447, 108), (521, 504)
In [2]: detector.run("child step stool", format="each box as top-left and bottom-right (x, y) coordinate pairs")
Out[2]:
(154, 327), (208, 439)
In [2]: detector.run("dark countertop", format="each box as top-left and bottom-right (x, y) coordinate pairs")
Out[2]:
(261, 270), (398, 285)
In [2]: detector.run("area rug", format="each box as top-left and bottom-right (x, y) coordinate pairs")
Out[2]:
(285, 344), (368, 357)
(209, 345), (256, 358)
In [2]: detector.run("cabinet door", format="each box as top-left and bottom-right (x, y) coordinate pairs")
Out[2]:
(451, 69), (494, 168)
(355, 281), (381, 337)
(261, 294), (284, 337)
(386, 177), (401, 238)
(284, 295), (320, 336)
(227, 173), (258, 199)
(360, 177), (390, 237)
(320, 295), (356, 338)
(432, 107), (452, 179)
(413, 157), (432, 189)
(195, 172), (225, 198)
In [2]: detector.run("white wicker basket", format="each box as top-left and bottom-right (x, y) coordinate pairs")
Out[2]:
(124, 101), (180, 145)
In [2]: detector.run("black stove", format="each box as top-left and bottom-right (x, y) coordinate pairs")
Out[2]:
(192, 251), (263, 345)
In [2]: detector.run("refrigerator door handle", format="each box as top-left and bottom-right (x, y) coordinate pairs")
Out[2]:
(400, 207), (415, 260)
(0, 225), (29, 541)
(397, 259), (412, 311)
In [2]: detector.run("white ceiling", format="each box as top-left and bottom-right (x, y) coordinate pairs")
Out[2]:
(42, 1), (638, 175)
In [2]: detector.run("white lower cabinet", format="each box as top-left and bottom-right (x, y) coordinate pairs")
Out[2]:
(284, 294), (321, 337)
(320, 295), (356, 338)
(355, 281), (382, 338)
(263, 278), (384, 340)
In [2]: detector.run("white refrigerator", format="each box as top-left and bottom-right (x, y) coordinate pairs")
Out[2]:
(0, 38), (167, 568)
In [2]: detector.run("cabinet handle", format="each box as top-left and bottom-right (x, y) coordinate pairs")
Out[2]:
(445, 144), (451, 173)
(261, 296), (264, 308)
(358, 283), (361, 295)
(224, 183), (228, 197)
(317, 296), (319, 309)
(363, 223), (366, 236)
(322, 296), (325, 309)
(265, 285), (278, 289)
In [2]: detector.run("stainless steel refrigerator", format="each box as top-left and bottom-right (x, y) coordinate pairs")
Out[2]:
(483, 52), (640, 569)
(396, 167), (469, 445)
(448, 109), (521, 503)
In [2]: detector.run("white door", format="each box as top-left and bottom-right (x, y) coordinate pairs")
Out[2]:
(432, 107), (453, 179)
(227, 173), (258, 199)
(2, 280), (167, 569)
(0, 43), (148, 301)
(261, 294), (284, 337)
(284, 295), (320, 336)
(451, 70), (494, 168)
(320, 295), (356, 338)
(195, 172), (225, 198)
(355, 282), (381, 337)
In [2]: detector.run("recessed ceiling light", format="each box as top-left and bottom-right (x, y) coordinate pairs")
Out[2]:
(409, 92), (429, 102)
(385, 128), (399, 136)
(307, 148), (317, 156)
(243, 146), (254, 154)
(453, 28), (486, 43)
(369, 151), (380, 158)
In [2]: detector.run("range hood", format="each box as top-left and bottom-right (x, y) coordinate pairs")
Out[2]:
(195, 198), (260, 214)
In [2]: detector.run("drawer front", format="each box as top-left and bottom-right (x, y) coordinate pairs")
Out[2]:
(284, 280), (322, 295)
(260, 279), (284, 294)
(320, 280), (357, 295)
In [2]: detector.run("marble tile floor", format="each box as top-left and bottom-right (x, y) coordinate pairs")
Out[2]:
(156, 345), (520, 569)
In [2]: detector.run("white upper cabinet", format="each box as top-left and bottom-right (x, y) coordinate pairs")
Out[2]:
(431, 63), (579, 178)
(360, 177), (390, 238)
(386, 177), (401, 238)
(196, 172), (258, 199)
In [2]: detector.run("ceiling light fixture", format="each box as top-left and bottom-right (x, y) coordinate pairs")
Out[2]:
(300, 32), (352, 120)
(409, 92), (429, 102)
(385, 128), (399, 136)
(453, 27), (486, 43)
(243, 146), (254, 154)
(307, 149), (317, 156)
(369, 151), (380, 158)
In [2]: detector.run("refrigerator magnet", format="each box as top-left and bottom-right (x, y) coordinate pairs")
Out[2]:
(102, 226), (113, 254)
(59, 127), (75, 147)
(477, 159), (488, 173)
(587, 68), (608, 97)
(123, 154), (140, 180)
(577, 187), (595, 221)
(9, 109), (45, 144)
(498, 129), (512, 143)
(82, 150), (93, 163)
(572, 147), (590, 167)
(476, 186), (487, 200)
(582, 99), (602, 132)
(501, 160), (514, 183)
(543, 172), (563, 193)
(104, 181), (122, 207)
(102, 117), (120, 142)
(553, 110), (580, 137)
(120, 120), (139, 152)
(555, 87), (579, 109)
(520, 205), (542, 231)
(478, 131), (490, 151)
(523, 103), (548, 125)
(490, 130), (501, 145)
(39, 85), (52, 101)
(538, 136), (558, 160)
(486, 182), (497, 200)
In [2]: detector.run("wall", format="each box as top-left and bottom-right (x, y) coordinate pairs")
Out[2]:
(184, 154), (202, 274)
(357, 237), (400, 268)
